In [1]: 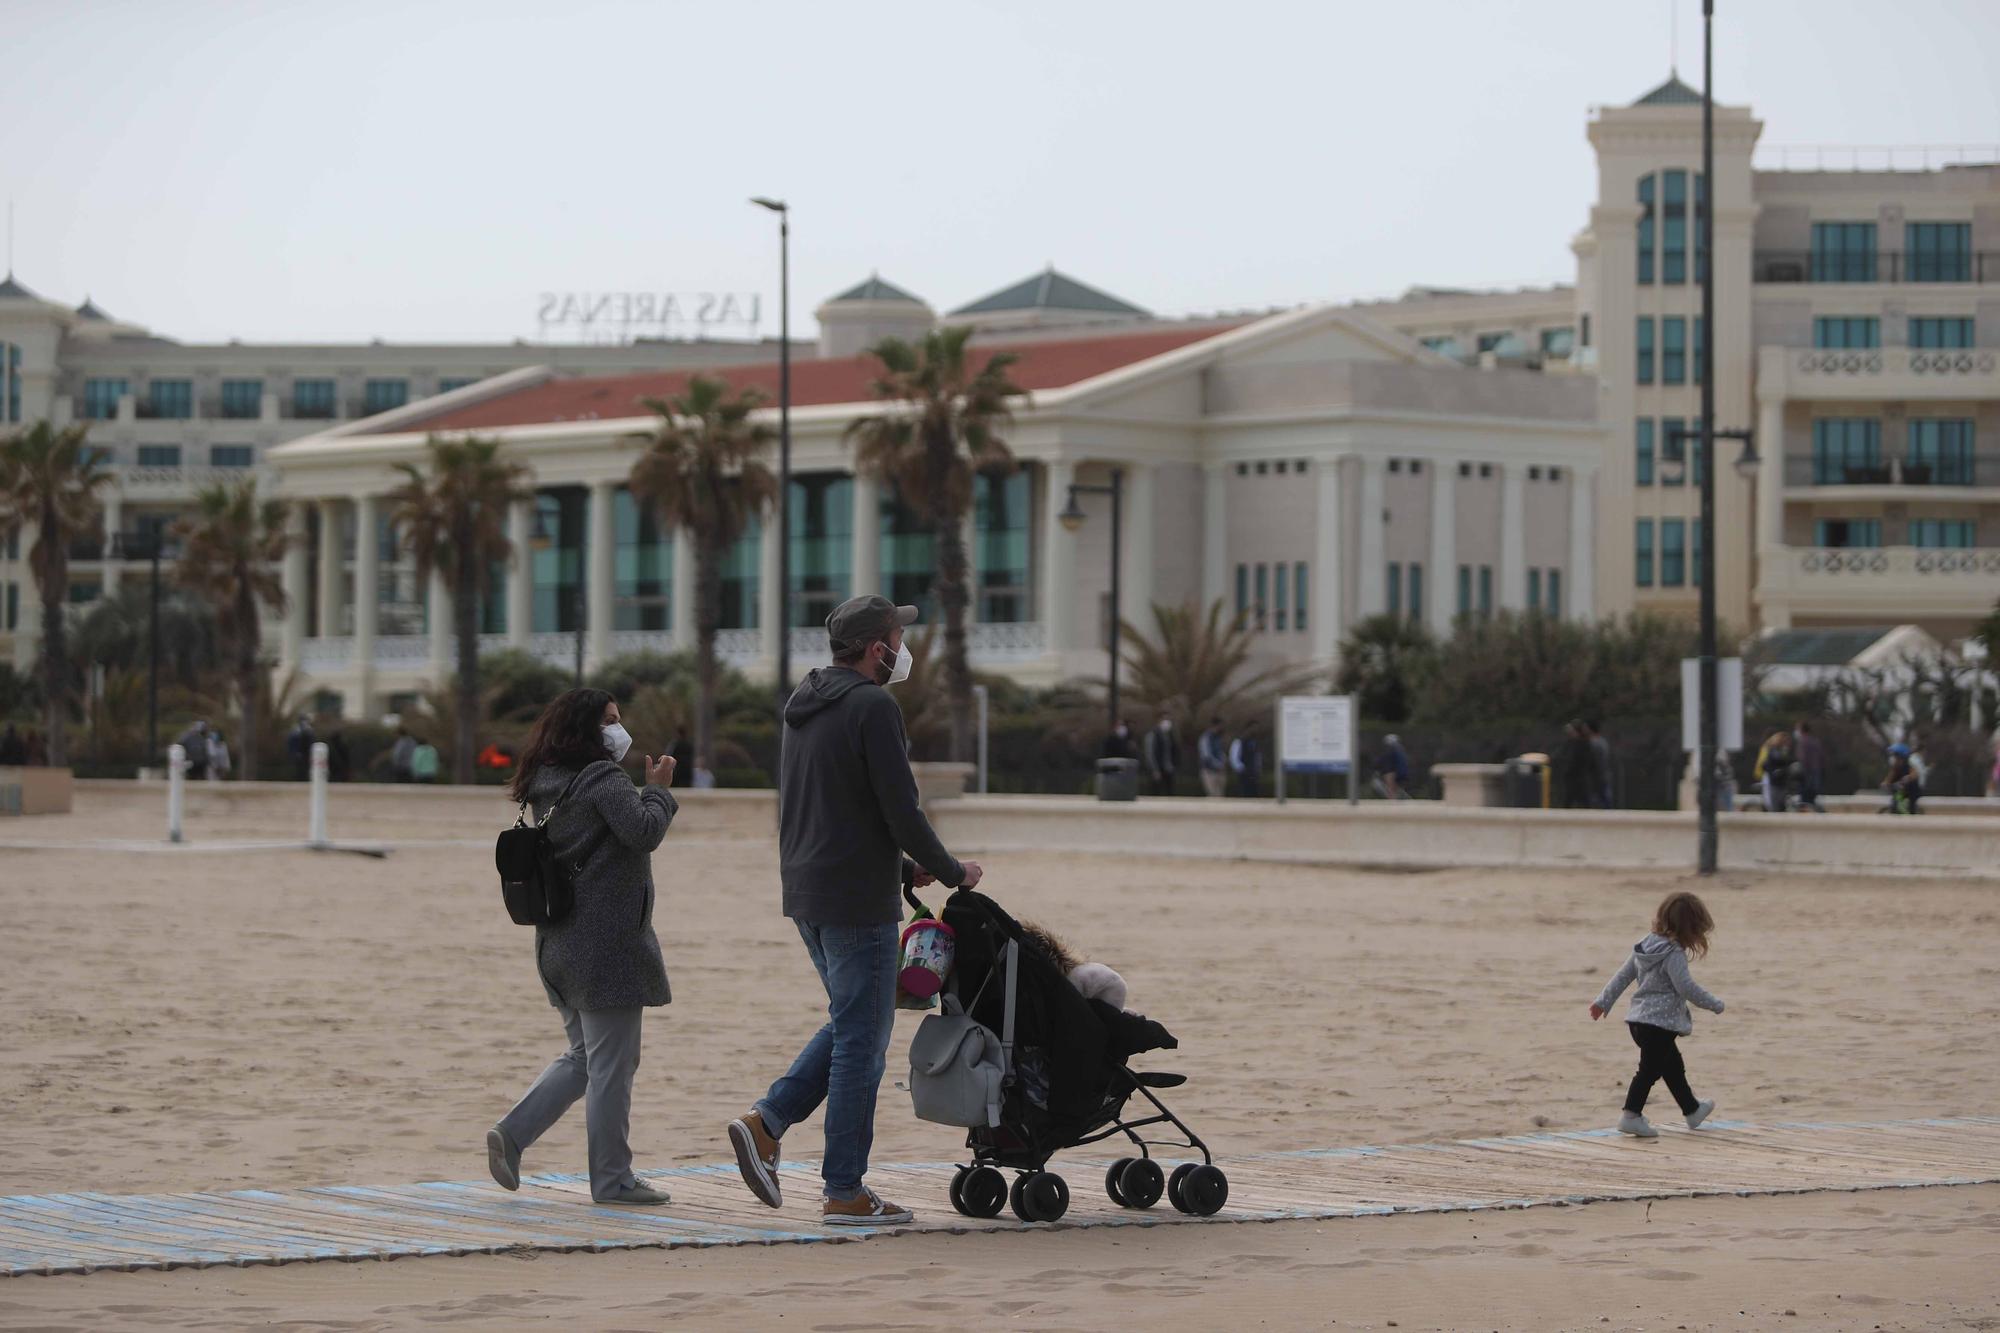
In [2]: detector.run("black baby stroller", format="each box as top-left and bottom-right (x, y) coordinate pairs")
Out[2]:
(916, 888), (1228, 1223)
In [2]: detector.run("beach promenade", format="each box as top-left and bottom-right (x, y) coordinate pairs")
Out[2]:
(2, 786), (1996, 1329)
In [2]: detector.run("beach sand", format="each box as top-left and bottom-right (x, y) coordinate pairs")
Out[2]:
(2, 784), (1997, 1329)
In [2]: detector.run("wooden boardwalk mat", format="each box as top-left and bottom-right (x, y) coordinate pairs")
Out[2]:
(4, 1116), (1997, 1277)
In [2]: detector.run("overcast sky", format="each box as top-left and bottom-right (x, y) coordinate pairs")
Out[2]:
(7, 0), (1997, 345)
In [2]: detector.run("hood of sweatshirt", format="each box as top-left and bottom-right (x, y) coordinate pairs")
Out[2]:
(784, 666), (874, 728)
(1632, 932), (1677, 973)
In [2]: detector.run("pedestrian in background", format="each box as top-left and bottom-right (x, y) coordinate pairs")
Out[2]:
(1229, 726), (1263, 798)
(1586, 720), (1613, 808)
(1198, 717), (1228, 798)
(1143, 713), (1178, 797)
(1792, 719), (1825, 812)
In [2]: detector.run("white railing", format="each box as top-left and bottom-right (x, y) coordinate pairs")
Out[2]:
(608, 630), (680, 658)
(115, 464), (276, 496)
(529, 632), (580, 669)
(299, 637), (352, 670)
(1797, 547), (2000, 577)
(374, 635), (431, 669)
(969, 620), (1047, 660)
(713, 628), (764, 665)
(1794, 349), (1999, 378)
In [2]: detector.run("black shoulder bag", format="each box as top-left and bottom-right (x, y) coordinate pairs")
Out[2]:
(495, 767), (608, 926)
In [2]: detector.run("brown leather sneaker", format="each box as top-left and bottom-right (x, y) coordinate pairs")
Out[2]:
(821, 1185), (913, 1227)
(727, 1110), (782, 1208)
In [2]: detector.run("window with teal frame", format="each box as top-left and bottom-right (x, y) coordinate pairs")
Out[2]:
(1407, 562), (1423, 623)
(1636, 418), (1655, 485)
(789, 473), (852, 628)
(531, 489), (585, 633)
(975, 470), (1030, 623)
(1547, 568), (1562, 617)
(1906, 419), (1974, 485)
(1906, 222), (1971, 282)
(1527, 568), (1542, 611)
(614, 486), (672, 631)
(718, 518), (761, 631)
(146, 380), (192, 419)
(1814, 317), (1879, 349)
(1662, 317), (1686, 384)
(1636, 317), (1654, 384)
(1811, 222), (1876, 282)
(219, 378), (263, 419)
(293, 379), (337, 419)
(1661, 519), (1686, 587)
(363, 379), (410, 415)
(1813, 518), (1881, 548)
(1662, 416), (1686, 487)
(1662, 170), (1688, 284)
(1635, 520), (1654, 587)
(83, 378), (129, 420)
(4, 343), (19, 421)
(879, 484), (935, 619)
(1274, 563), (1289, 631)
(1908, 518), (1975, 548)
(1385, 562), (1401, 617)
(1477, 565), (1492, 616)
(1812, 419), (1883, 484)
(1636, 174), (1655, 284)
(1909, 317), (1974, 349)
(1235, 564), (1248, 624)
(1293, 561), (1307, 632)
(1456, 564), (1471, 615)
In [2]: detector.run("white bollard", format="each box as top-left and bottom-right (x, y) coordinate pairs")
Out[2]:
(166, 743), (187, 844)
(308, 741), (329, 848)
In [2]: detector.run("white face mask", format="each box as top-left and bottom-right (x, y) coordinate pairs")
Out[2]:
(884, 639), (913, 687)
(602, 722), (633, 762)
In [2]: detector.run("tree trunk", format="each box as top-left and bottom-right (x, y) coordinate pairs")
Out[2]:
(929, 434), (975, 762)
(236, 582), (261, 781)
(35, 503), (69, 768)
(453, 551), (480, 786)
(693, 542), (719, 774)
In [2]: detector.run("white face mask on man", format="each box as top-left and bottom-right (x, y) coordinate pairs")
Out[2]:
(602, 722), (634, 762)
(881, 639), (913, 687)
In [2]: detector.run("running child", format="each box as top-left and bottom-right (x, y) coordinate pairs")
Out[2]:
(1589, 890), (1725, 1138)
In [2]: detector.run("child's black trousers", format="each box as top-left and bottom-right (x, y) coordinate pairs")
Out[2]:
(1625, 1021), (1699, 1115)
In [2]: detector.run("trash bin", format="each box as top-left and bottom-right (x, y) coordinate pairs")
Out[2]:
(1096, 757), (1140, 802)
(1503, 756), (1549, 809)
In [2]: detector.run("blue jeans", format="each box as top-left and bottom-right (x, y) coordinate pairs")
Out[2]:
(754, 919), (898, 1201)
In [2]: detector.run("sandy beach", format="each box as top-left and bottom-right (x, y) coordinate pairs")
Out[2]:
(2, 783), (1998, 1329)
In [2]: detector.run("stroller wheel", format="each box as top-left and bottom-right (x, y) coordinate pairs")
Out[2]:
(959, 1166), (1007, 1219)
(1104, 1157), (1135, 1206)
(1117, 1157), (1165, 1210)
(1167, 1162), (1196, 1213)
(948, 1167), (971, 1216)
(1010, 1171), (1070, 1223)
(1180, 1164), (1229, 1217)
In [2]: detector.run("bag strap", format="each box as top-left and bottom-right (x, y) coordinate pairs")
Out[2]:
(999, 938), (1018, 1066)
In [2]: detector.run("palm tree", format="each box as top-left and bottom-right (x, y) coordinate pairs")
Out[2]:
(847, 325), (1026, 761)
(386, 434), (534, 784)
(1119, 599), (1318, 741)
(624, 376), (777, 773)
(173, 479), (289, 780)
(0, 420), (112, 766)
(1335, 614), (1439, 723)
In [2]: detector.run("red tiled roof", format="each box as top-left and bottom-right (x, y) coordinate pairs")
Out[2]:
(385, 322), (1247, 434)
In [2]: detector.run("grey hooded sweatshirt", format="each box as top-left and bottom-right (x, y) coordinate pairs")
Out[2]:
(777, 666), (965, 926)
(1594, 932), (1725, 1036)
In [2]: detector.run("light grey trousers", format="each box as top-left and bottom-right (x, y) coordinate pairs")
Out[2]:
(497, 1004), (643, 1200)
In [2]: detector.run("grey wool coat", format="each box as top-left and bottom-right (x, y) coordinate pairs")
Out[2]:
(525, 759), (676, 1011)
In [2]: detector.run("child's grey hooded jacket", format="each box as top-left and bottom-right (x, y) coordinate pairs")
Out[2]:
(1595, 933), (1724, 1035)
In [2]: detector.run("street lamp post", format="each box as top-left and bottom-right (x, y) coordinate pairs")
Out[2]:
(751, 197), (792, 705)
(1058, 469), (1124, 733)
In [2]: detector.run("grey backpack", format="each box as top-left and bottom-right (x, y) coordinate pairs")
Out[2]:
(908, 940), (1016, 1129)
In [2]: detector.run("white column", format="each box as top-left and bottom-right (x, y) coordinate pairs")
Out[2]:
(1041, 460), (1074, 660)
(281, 502), (309, 670)
(671, 523), (697, 649)
(316, 499), (343, 636)
(1567, 467), (1596, 621)
(850, 470), (881, 599)
(1119, 463), (1154, 631)
(1499, 462), (1527, 609)
(428, 568), (453, 683)
(101, 494), (124, 597)
(757, 506), (782, 667)
(1357, 455), (1386, 617)
(1310, 457), (1344, 663)
(1427, 459), (1456, 637)
(1201, 461), (1228, 612)
(506, 498), (533, 648)
(586, 481), (615, 670)
(353, 495), (379, 715)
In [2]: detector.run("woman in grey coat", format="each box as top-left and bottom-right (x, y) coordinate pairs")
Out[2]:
(487, 687), (678, 1204)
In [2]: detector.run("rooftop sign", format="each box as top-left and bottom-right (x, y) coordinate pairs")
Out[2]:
(534, 291), (763, 343)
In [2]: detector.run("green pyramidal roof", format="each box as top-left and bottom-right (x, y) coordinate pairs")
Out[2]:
(1634, 73), (1702, 106)
(827, 275), (926, 305)
(0, 273), (41, 300)
(949, 267), (1149, 318)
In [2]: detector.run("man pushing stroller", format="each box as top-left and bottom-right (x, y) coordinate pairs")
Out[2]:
(727, 596), (983, 1227)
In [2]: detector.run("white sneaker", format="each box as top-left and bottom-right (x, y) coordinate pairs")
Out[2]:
(1685, 1099), (1715, 1130)
(1618, 1111), (1659, 1138)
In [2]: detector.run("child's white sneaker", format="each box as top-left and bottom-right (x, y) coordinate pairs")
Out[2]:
(1618, 1111), (1659, 1138)
(1685, 1100), (1715, 1130)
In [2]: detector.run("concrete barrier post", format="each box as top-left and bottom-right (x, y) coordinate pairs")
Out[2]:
(166, 744), (186, 843)
(309, 742), (329, 847)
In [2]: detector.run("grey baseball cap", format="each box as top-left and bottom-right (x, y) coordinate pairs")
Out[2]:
(826, 594), (918, 651)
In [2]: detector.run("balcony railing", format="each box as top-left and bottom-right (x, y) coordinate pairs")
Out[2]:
(1797, 546), (2000, 577)
(1785, 455), (2000, 488)
(1753, 251), (2000, 284)
(1789, 348), (1999, 379)
(114, 464), (276, 496)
